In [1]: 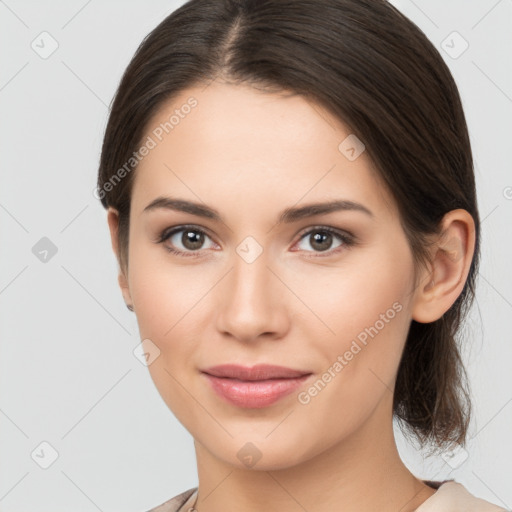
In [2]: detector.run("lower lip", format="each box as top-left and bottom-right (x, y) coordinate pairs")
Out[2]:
(202, 373), (312, 408)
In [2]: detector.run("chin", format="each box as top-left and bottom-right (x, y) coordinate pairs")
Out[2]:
(200, 433), (316, 471)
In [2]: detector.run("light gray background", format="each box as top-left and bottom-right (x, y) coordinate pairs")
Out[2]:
(0, 0), (511, 510)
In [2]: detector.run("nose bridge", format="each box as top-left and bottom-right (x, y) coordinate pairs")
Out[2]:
(232, 244), (271, 303)
(215, 236), (287, 340)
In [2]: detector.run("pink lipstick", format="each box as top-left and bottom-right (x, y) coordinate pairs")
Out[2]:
(201, 364), (312, 408)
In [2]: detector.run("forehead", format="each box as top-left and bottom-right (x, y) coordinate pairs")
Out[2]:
(131, 81), (396, 221)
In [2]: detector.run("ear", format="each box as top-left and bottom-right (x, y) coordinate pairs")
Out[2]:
(411, 209), (476, 323)
(107, 207), (133, 310)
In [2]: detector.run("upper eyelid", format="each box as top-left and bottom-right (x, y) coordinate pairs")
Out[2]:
(159, 224), (215, 241)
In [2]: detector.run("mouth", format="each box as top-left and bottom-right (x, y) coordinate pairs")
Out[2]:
(200, 364), (313, 408)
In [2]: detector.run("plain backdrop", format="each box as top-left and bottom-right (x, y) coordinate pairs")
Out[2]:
(0, 0), (511, 510)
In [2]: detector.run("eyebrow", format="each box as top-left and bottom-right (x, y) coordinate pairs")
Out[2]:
(142, 196), (374, 223)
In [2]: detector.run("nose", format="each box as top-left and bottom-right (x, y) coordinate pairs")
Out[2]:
(215, 246), (290, 343)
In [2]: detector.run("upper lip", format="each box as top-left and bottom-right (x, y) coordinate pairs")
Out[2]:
(201, 364), (312, 381)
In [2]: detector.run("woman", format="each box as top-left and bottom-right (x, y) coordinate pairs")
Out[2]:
(96, 0), (508, 510)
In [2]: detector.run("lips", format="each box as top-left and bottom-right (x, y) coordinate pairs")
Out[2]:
(201, 364), (313, 408)
(201, 364), (311, 381)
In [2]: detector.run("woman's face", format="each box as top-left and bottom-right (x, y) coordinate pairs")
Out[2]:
(115, 81), (428, 470)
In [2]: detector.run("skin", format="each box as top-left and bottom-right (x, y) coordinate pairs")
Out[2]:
(107, 81), (475, 512)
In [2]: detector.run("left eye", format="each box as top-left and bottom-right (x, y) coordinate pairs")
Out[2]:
(294, 227), (353, 254)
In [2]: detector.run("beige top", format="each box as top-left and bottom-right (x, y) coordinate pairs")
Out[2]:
(146, 480), (510, 512)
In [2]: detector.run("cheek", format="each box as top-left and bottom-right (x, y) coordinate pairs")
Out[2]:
(290, 242), (414, 407)
(128, 271), (198, 424)
(127, 242), (217, 410)
(291, 245), (413, 352)
(282, 277), (412, 459)
(127, 238), (211, 340)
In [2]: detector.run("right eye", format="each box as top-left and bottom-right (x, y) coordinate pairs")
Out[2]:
(157, 225), (218, 258)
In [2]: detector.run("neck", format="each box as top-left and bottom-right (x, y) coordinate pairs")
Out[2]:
(192, 393), (436, 512)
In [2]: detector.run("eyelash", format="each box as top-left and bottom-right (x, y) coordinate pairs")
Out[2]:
(156, 224), (356, 259)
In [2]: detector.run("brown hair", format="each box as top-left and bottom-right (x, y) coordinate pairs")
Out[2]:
(97, 0), (479, 455)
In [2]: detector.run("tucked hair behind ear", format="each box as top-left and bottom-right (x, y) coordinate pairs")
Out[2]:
(97, 0), (479, 455)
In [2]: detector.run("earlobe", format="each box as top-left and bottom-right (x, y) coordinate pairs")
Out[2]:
(106, 207), (133, 310)
(118, 272), (133, 310)
(411, 209), (475, 324)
